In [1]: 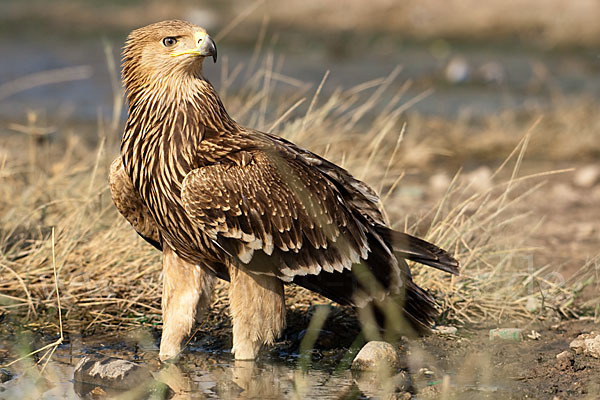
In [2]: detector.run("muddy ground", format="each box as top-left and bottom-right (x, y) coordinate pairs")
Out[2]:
(2, 312), (598, 398)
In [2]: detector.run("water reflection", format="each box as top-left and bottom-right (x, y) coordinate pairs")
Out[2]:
(0, 341), (364, 399)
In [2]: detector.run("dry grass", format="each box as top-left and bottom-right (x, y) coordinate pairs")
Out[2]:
(0, 49), (598, 340)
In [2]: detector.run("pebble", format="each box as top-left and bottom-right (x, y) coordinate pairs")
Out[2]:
(73, 355), (154, 390)
(435, 326), (458, 335)
(573, 165), (600, 188)
(0, 368), (12, 383)
(569, 332), (600, 358)
(429, 173), (451, 195)
(351, 341), (399, 371)
(467, 166), (493, 192)
(489, 328), (524, 342)
(445, 56), (471, 84)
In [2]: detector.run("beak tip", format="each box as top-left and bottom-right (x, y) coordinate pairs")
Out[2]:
(210, 38), (217, 63)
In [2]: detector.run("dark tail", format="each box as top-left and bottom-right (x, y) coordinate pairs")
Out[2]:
(293, 227), (458, 335)
(376, 227), (460, 275)
(293, 266), (440, 335)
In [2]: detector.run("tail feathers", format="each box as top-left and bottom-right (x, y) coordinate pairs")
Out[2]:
(293, 268), (439, 335)
(400, 280), (438, 334)
(377, 227), (460, 275)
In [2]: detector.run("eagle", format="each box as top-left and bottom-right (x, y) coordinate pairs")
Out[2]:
(109, 20), (459, 361)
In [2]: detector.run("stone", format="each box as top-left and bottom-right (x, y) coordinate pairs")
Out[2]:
(435, 326), (457, 335)
(445, 56), (470, 84)
(73, 355), (154, 391)
(570, 337), (587, 355)
(467, 166), (493, 193)
(0, 368), (12, 383)
(584, 336), (600, 358)
(351, 341), (399, 371)
(429, 173), (450, 195)
(569, 332), (600, 358)
(573, 165), (600, 188)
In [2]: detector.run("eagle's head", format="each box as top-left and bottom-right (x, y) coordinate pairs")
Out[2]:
(122, 20), (217, 91)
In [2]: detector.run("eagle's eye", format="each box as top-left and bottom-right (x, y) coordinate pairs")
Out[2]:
(162, 37), (178, 47)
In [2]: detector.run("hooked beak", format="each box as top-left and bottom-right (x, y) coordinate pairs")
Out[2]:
(200, 35), (217, 63)
(171, 33), (217, 63)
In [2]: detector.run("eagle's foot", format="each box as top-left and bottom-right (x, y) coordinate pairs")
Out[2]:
(228, 266), (286, 360)
(231, 338), (262, 360)
(160, 249), (215, 362)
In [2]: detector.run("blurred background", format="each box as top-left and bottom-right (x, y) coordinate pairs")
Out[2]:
(1, 0), (599, 123)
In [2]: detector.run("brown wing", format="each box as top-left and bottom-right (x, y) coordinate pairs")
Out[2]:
(262, 132), (386, 226)
(181, 149), (371, 281)
(109, 157), (162, 250)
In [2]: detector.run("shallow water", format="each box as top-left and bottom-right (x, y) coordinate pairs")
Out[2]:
(0, 337), (366, 399)
(0, 332), (532, 399)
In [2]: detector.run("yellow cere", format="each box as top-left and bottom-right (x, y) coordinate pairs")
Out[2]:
(170, 31), (207, 57)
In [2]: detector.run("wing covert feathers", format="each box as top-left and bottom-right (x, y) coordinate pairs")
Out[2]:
(181, 149), (370, 281)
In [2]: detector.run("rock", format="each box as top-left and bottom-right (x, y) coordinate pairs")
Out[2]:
(573, 165), (600, 188)
(489, 328), (524, 342)
(73, 355), (154, 390)
(584, 336), (600, 358)
(0, 368), (12, 383)
(445, 56), (470, 84)
(351, 341), (399, 371)
(467, 166), (493, 192)
(570, 337), (587, 355)
(569, 332), (600, 358)
(429, 173), (450, 195)
(434, 326), (457, 335)
(556, 351), (574, 370)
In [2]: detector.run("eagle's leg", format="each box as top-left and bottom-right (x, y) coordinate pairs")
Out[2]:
(228, 265), (286, 360)
(160, 248), (215, 361)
